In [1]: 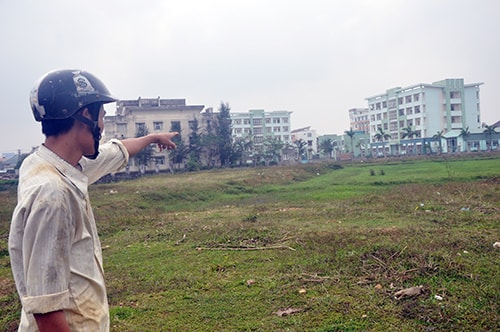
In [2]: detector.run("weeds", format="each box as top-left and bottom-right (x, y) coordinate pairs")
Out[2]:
(0, 157), (499, 331)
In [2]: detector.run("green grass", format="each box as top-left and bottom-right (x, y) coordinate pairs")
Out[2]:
(1, 156), (499, 331)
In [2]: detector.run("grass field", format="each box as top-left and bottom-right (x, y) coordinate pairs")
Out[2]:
(1, 156), (499, 331)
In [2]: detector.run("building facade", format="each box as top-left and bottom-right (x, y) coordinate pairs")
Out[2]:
(104, 97), (206, 172)
(230, 109), (292, 144)
(349, 108), (370, 133)
(366, 79), (483, 155)
(291, 126), (318, 160)
(230, 109), (293, 164)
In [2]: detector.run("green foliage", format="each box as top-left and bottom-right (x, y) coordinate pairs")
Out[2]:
(1, 157), (499, 331)
(134, 125), (153, 166)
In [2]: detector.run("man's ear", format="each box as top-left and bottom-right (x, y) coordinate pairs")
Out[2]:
(80, 108), (92, 120)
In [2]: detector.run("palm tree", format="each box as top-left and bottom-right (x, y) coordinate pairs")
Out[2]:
(401, 126), (418, 155)
(319, 138), (334, 159)
(483, 124), (498, 151)
(294, 139), (308, 162)
(344, 128), (356, 159)
(373, 127), (391, 157)
(459, 126), (471, 153)
(432, 131), (444, 154)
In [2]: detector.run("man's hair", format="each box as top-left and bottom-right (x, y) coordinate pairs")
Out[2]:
(41, 103), (103, 137)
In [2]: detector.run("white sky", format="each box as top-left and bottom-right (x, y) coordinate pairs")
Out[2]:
(1, 0), (499, 153)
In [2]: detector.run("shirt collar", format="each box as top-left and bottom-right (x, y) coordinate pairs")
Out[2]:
(38, 144), (89, 196)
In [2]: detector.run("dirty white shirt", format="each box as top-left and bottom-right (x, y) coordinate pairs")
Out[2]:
(9, 139), (129, 331)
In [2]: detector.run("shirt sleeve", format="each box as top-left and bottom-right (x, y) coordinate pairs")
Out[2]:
(81, 139), (130, 184)
(18, 184), (73, 314)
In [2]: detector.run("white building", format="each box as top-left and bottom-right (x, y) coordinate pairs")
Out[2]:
(230, 109), (293, 164)
(230, 109), (292, 144)
(291, 126), (318, 160)
(349, 108), (370, 134)
(366, 78), (483, 155)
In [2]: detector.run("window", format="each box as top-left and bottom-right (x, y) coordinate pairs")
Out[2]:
(234, 128), (242, 134)
(254, 127), (262, 134)
(283, 126), (289, 132)
(398, 97), (403, 104)
(399, 109), (404, 116)
(450, 91), (461, 99)
(382, 101), (387, 108)
(414, 105), (420, 114)
(405, 95), (412, 103)
(154, 156), (165, 165)
(273, 118), (281, 124)
(376, 114), (381, 120)
(265, 118), (271, 124)
(153, 121), (163, 131)
(407, 119), (413, 126)
(415, 118), (421, 126)
(406, 107), (413, 115)
(273, 127), (281, 132)
(399, 120), (404, 127)
(170, 121), (181, 132)
(233, 119), (241, 125)
(253, 118), (262, 126)
(282, 118), (288, 123)
(376, 103), (381, 110)
(413, 93), (420, 102)
(244, 119), (251, 125)
(135, 122), (145, 132)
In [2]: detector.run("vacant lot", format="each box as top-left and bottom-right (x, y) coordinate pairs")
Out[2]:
(1, 156), (499, 331)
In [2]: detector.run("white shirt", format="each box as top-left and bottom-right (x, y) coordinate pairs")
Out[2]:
(9, 139), (129, 331)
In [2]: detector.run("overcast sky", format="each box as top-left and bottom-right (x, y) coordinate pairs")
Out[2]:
(1, 0), (499, 153)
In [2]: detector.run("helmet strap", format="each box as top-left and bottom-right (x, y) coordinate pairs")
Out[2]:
(72, 114), (101, 160)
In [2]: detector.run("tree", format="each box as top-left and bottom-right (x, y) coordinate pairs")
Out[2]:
(169, 140), (190, 170)
(294, 139), (308, 161)
(201, 114), (219, 169)
(263, 137), (284, 165)
(459, 126), (471, 153)
(483, 124), (498, 151)
(187, 116), (203, 171)
(134, 125), (153, 169)
(401, 126), (418, 155)
(344, 128), (355, 159)
(319, 138), (334, 158)
(214, 102), (233, 167)
(373, 127), (391, 157)
(432, 130), (444, 154)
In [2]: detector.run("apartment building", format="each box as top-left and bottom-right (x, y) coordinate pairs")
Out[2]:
(366, 79), (482, 155)
(230, 109), (292, 144)
(103, 97), (206, 171)
(349, 108), (370, 133)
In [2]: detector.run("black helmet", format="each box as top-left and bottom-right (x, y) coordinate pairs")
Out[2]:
(30, 69), (118, 121)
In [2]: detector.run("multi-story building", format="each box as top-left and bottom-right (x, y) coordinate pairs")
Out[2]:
(291, 126), (317, 160)
(349, 108), (370, 133)
(104, 97), (206, 171)
(230, 109), (293, 164)
(230, 109), (292, 144)
(366, 78), (483, 155)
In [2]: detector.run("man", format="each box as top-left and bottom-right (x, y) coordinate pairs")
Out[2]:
(8, 69), (178, 331)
